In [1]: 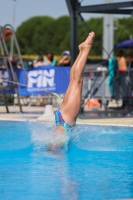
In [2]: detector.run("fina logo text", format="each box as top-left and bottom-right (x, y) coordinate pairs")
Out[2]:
(28, 69), (56, 91)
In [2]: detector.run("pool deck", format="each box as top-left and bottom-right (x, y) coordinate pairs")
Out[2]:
(0, 105), (133, 127)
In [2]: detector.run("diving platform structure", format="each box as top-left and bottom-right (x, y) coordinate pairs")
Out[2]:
(0, 24), (27, 113)
(65, 0), (133, 64)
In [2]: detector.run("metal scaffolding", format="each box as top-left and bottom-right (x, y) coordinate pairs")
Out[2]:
(0, 24), (27, 113)
(65, 0), (133, 64)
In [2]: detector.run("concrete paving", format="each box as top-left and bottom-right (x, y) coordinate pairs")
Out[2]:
(0, 105), (48, 121)
(77, 117), (133, 126)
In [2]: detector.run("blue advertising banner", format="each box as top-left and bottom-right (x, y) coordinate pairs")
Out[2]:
(1, 66), (70, 95)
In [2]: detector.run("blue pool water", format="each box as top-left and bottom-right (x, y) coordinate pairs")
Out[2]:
(0, 121), (133, 200)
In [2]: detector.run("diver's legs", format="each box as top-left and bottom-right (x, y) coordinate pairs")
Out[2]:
(61, 32), (95, 125)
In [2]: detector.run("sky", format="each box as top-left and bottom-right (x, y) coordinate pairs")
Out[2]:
(0, 0), (130, 30)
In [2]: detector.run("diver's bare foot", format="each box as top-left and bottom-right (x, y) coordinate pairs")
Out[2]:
(78, 31), (95, 52)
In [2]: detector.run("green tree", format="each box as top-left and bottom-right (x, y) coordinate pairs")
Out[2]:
(50, 16), (70, 54)
(114, 17), (133, 56)
(16, 15), (70, 55)
(16, 15), (133, 57)
(16, 16), (54, 54)
(78, 18), (103, 56)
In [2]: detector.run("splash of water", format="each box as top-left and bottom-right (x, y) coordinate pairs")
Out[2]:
(70, 125), (133, 152)
(11, 91), (133, 153)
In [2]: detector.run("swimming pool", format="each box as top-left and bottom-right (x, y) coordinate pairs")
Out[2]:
(0, 121), (133, 200)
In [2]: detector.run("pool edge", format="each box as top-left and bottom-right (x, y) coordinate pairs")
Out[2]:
(0, 117), (133, 127)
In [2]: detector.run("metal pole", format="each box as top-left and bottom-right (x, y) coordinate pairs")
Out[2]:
(10, 0), (16, 55)
(65, 0), (78, 65)
(102, 0), (114, 59)
(70, 12), (78, 65)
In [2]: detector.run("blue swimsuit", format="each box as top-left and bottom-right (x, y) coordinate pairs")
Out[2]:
(55, 108), (73, 134)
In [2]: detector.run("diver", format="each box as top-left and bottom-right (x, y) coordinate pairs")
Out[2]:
(48, 32), (95, 150)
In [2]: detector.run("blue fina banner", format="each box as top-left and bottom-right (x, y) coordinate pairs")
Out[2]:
(2, 66), (70, 95)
